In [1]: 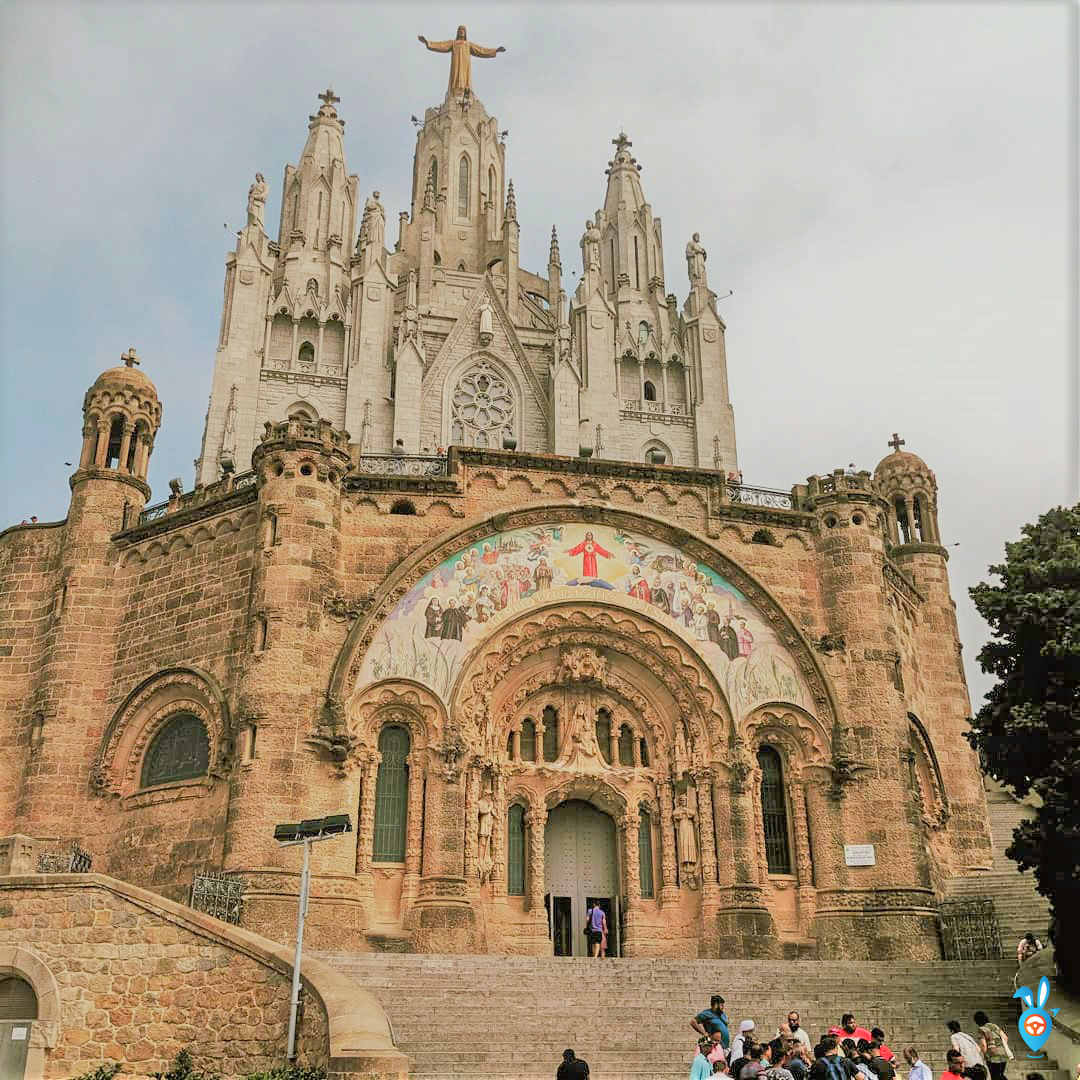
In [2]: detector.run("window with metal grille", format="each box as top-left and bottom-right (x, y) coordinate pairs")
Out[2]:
(520, 719), (537, 762)
(618, 725), (635, 766)
(542, 706), (559, 762)
(507, 803), (526, 895)
(373, 726), (410, 862)
(638, 810), (654, 899)
(639, 737), (650, 767)
(0, 977), (37, 1019)
(595, 709), (612, 765)
(758, 746), (792, 874)
(140, 712), (209, 788)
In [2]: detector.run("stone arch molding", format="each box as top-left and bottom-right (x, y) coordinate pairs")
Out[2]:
(91, 667), (230, 798)
(332, 506), (838, 729)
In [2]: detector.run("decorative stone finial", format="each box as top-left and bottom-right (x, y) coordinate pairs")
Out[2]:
(612, 131), (632, 154)
(505, 179), (517, 222)
(121, 347), (140, 368)
(318, 87), (340, 109)
(888, 432), (906, 453)
(549, 225), (561, 268)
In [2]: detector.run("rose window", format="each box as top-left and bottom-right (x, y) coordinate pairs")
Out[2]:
(450, 364), (515, 448)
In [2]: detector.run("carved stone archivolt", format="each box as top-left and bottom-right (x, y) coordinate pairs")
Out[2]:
(91, 667), (230, 797)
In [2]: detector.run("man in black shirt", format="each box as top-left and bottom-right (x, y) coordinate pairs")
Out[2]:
(557, 1048), (589, 1079)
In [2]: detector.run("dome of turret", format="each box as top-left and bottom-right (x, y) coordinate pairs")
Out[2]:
(91, 361), (158, 397)
(873, 435), (941, 546)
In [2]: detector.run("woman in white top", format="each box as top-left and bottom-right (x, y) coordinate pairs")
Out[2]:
(947, 1022), (986, 1070)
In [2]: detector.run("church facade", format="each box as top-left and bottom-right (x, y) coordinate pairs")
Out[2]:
(0, 41), (992, 960)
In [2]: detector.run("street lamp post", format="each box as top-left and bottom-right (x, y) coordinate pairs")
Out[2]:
(274, 814), (352, 1058)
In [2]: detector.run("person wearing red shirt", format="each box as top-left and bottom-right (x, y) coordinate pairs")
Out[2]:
(828, 1016), (873, 1045)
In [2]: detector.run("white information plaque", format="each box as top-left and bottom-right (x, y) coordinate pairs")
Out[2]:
(844, 844), (876, 866)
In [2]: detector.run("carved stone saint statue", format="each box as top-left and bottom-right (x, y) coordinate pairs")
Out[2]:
(674, 785), (700, 888)
(478, 301), (494, 345)
(582, 219), (601, 273)
(685, 232), (707, 286)
(673, 723), (690, 779)
(570, 700), (602, 761)
(246, 173), (268, 230)
(363, 191), (386, 253)
(476, 785), (495, 882)
(418, 26), (506, 95)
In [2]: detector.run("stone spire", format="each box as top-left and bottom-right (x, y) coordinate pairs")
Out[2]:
(505, 179), (517, 223)
(603, 131), (647, 218)
(548, 225), (561, 271)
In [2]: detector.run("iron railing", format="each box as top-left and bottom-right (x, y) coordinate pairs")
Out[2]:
(137, 469), (256, 525)
(190, 871), (246, 925)
(37, 841), (92, 874)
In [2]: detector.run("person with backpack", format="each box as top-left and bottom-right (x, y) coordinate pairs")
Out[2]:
(810, 1035), (860, 1080)
(974, 1011), (1012, 1080)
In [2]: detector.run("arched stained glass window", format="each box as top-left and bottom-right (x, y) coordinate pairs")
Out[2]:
(507, 804), (526, 895)
(595, 709), (612, 765)
(458, 155), (470, 218)
(373, 726), (410, 862)
(520, 718), (537, 762)
(618, 725), (635, 766)
(542, 706), (559, 762)
(638, 810), (655, 899)
(141, 713), (209, 788)
(758, 746), (792, 874)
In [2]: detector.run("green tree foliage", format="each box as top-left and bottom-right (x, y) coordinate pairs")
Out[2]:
(966, 503), (1080, 991)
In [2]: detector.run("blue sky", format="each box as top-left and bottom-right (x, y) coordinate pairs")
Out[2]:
(0, 1), (1073, 706)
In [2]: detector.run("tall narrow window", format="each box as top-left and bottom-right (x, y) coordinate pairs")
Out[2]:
(633, 235), (640, 289)
(429, 157), (439, 199)
(506, 732), (514, 760)
(609, 239), (616, 282)
(458, 155), (470, 218)
(520, 718), (537, 762)
(618, 724), (635, 766)
(507, 804), (526, 895)
(595, 709), (612, 765)
(373, 726), (410, 862)
(758, 746), (792, 874)
(104, 416), (124, 469)
(639, 738), (650, 767)
(488, 165), (497, 210)
(315, 190), (324, 247)
(638, 810), (655, 899)
(643, 381), (657, 402)
(542, 705), (559, 762)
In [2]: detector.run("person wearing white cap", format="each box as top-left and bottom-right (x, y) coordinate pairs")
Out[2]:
(731, 1020), (757, 1064)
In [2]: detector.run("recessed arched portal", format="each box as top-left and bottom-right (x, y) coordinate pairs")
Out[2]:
(544, 799), (618, 957)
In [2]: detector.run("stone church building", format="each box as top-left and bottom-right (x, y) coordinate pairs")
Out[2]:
(0, 44), (993, 963)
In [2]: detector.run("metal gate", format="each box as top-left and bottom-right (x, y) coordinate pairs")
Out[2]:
(940, 898), (1003, 959)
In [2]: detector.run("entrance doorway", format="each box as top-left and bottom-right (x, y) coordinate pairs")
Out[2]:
(544, 800), (620, 957)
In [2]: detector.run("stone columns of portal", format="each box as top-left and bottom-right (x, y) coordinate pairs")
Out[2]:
(791, 779), (817, 929)
(355, 753), (378, 884)
(408, 765), (477, 952)
(658, 780), (678, 903)
(399, 749), (427, 912)
(490, 768), (507, 900)
(694, 769), (719, 890)
(525, 807), (548, 916)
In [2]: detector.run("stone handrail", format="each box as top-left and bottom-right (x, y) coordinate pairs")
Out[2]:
(354, 454), (448, 477)
(726, 484), (796, 510)
(1, 872), (407, 1073)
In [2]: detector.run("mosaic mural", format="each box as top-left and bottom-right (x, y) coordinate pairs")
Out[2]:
(358, 522), (813, 718)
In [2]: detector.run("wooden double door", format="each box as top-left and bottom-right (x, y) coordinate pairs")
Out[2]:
(544, 800), (620, 957)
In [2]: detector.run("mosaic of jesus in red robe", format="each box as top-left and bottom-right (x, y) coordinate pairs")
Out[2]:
(567, 532), (613, 578)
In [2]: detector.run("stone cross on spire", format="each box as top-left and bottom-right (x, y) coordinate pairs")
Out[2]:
(612, 132), (632, 153)
(318, 87), (340, 108)
(121, 347), (140, 368)
(888, 432), (906, 453)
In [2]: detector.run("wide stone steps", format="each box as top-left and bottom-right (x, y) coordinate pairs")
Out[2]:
(946, 779), (1053, 949)
(318, 953), (1025, 1080)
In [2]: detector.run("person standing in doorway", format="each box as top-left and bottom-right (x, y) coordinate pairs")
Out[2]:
(585, 899), (607, 958)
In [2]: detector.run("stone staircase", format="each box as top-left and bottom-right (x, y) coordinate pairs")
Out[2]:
(947, 778), (1053, 951)
(318, 952), (1023, 1080)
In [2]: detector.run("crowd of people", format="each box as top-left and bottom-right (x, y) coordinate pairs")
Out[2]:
(677, 1001), (1018, 1080)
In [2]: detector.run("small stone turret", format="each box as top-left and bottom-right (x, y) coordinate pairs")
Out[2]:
(874, 433), (942, 548)
(79, 347), (161, 488)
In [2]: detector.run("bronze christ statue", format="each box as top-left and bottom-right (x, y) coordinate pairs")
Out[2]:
(418, 25), (505, 94)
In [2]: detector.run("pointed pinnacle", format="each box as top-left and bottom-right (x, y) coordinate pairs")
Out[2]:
(505, 179), (517, 222)
(549, 225), (561, 267)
